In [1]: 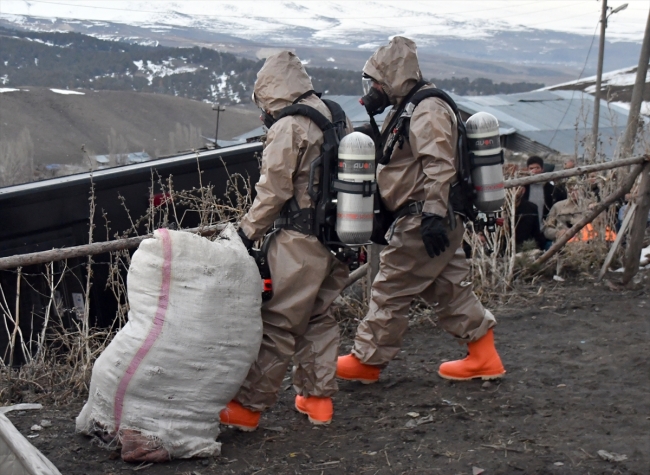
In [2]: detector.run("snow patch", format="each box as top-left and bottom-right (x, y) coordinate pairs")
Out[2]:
(544, 66), (650, 91)
(326, 57), (335, 62)
(608, 101), (650, 116)
(641, 245), (650, 267)
(50, 88), (85, 95)
(133, 59), (198, 85)
(0, 88), (20, 93)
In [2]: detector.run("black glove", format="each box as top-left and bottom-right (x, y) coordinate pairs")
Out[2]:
(237, 227), (253, 251)
(420, 214), (450, 257)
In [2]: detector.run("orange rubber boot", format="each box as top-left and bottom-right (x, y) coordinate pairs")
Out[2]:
(438, 328), (506, 381)
(219, 400), (260, 432)
(295, 395), (333, 425)
(336, 354), (380, 384)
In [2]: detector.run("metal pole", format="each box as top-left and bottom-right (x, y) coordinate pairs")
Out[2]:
(592, 0), (608, 159)
(213, 103), (226, 147)
(216, 108), (221, 145)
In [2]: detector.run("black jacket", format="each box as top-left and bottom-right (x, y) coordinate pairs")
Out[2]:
(515, 200), (546, 250)
(522, 182), (566, 220)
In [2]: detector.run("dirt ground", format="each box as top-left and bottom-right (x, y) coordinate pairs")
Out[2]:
(6, 276), (650, 475)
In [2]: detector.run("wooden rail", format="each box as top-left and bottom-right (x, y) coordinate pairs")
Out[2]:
(1, 154), (648, 283)
(503, 155), (646, 189)
(0, 224), (226, 271)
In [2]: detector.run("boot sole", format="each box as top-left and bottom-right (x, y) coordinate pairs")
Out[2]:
(335, 374), (378, 384)
(295, 405), (332, 425)
(437, 371), (506, 381)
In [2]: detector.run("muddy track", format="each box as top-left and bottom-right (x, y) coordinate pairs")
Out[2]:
(6, 277), (649, 474)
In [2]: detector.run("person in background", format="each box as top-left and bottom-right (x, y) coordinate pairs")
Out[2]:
(542, 177), (616, 244)
(587, 172), (603, 201)
(554, 157), (577, 199)
(514, 186), (545, 251)
(618, 193), (633, 231)
(543, 177), (584, 243)
(521, 156), (567, 228)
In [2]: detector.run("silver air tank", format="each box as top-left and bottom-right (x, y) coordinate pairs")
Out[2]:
(336, 132), (376, 244)
(465, 112), (505, 213)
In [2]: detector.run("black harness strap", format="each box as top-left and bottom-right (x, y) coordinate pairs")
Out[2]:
(380, 86), (477, 220)
(275, 103), (333, 131)
(376, 79), (428, 164)
(292, 89), (318, 104)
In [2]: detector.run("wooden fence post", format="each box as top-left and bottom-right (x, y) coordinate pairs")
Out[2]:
(622, 162), (650, 284)
(598, 203), (636, 280)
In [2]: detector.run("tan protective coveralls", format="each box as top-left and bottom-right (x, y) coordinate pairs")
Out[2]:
(353, 37), (496, 366)
(236, 51), (349, 411)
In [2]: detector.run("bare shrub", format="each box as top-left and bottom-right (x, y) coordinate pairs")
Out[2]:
(465, 188), (518, 304)
(0, 156), (254, 404)
(0, 128), (34, 186)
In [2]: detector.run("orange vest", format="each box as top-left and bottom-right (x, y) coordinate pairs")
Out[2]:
(568, 223), (617, 243)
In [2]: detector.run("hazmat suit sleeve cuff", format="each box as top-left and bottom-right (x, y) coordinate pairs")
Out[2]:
(239, 219), (266, 242)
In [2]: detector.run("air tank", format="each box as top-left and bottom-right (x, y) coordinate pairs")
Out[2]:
(465, 112), (505, 213)
(335, 132), (376, 244)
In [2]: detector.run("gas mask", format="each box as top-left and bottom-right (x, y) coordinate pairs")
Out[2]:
(253, 91), (276, 129)
(360, 75), (389, 116)
(260, 110), (275, 129)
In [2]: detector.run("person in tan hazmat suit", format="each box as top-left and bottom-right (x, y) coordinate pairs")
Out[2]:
(337, 37), (506, 383)
(219, 51), (350, 430)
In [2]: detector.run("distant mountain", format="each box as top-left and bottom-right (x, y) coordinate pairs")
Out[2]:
(0, 86), (261, 168)
(0, 26), (544, 104)
(0, 1), (645, 85)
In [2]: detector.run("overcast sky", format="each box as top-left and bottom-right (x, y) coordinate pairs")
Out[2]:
(2, 0), (648, 42)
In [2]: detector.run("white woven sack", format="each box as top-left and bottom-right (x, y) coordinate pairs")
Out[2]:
(76, 225), (262, 459)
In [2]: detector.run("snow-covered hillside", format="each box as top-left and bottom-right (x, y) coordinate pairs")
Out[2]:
(1, 0), (646, 81)
(2, 1), (645, 44)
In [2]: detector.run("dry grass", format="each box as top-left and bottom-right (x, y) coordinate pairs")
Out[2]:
(0, 153), (254, 405)
(0, 128), (34, 187)
(0, 144), (645, 404)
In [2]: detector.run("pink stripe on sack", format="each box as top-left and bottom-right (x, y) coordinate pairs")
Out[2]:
(113, 228), (173, 429)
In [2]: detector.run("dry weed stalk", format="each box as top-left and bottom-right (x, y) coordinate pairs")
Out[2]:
(0, 156), (254, 404)
(465, 188), (518, 304)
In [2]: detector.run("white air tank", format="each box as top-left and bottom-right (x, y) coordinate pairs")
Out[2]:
(465, 112), (505, 213)
(336, 132), (376, 244)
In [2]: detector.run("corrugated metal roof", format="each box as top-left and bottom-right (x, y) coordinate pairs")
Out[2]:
(450, 90), (636, 157)
(234, 90), (639, 158)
